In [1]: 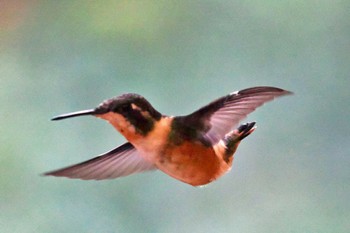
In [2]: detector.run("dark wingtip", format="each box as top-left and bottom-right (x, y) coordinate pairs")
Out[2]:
(42, 171), (59, 177)
(42, 168), (68, 177)
(41, 170), (57, 177)
(41, 172), (50, 177)
(238, 86), (293, 96)
(51, 109), (96, 121)
(282, 89), (294, 96)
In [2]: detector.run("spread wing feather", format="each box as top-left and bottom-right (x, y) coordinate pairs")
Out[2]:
(185, 86), (292, 144)
(44, 142), (156, 180)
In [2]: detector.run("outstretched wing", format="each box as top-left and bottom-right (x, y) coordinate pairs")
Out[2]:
(44, 142), (157, 180)
(182, 86), (292, 144)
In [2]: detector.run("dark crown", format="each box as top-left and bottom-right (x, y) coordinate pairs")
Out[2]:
(95, 93), (162, 121)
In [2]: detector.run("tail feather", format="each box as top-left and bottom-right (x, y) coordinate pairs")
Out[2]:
(222, 122), (256, 157)
(236, 122), (256, 140)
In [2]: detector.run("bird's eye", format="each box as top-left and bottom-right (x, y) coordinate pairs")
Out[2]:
(119, 104), (130, 112)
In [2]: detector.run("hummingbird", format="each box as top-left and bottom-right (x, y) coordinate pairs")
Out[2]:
(45, 86), (292, 186)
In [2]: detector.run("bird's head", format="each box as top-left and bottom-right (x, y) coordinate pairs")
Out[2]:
(52, 93), (162, 137)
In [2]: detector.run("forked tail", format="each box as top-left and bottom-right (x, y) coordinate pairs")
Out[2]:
(222, 122), (256, 157)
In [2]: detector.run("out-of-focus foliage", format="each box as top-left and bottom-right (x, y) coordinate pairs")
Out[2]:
(1, 1), (349, 232)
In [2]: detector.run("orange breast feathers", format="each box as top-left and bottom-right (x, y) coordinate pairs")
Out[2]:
(157, 141), (232, 186)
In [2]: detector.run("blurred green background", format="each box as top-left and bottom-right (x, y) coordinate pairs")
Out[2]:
(1, 1), (349, 232)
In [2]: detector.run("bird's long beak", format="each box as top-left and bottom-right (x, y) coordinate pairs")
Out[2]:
(51, 109), (96, 121)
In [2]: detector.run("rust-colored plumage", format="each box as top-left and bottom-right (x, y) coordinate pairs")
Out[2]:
(45, 86), (292, 186)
